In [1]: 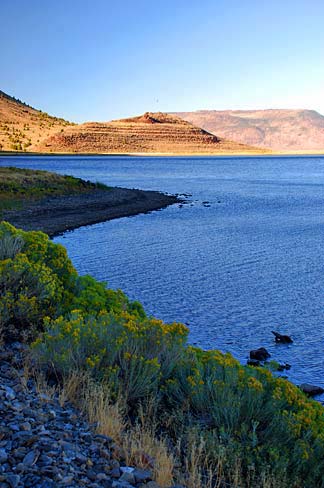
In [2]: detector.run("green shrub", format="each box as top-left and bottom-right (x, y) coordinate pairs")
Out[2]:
(163, 348), (324, 485)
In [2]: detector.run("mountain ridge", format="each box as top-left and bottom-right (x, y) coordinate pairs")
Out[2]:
(173, 109), (324, 151)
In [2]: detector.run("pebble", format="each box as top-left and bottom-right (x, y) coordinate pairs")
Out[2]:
(4, 475), (20, 488)
(23, 450), (40, 466)
(119, 471), (136, 484)
(133, 469), (152, 483)
(4, 387), (16, 401)
(0, 449), (8, 463)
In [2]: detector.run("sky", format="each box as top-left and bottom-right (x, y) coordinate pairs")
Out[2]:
(1, 0), (324, 122)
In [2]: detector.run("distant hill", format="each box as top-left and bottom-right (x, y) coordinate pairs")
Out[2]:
(36, 111), (265, 154)
(173, 109), (324, 151)
(0, 90), (266, 155)
(0, 90), (74, 151)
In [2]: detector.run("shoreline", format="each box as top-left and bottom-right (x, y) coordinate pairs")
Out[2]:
(2, 150), (270, 157)
(2, 149), (324, 157)
(2, 187), (180, 237)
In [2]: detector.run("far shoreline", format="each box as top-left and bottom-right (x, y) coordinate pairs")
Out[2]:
(2, 150), (324, 157)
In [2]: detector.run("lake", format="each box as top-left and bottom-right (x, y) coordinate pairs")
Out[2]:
(1, 154), (324, 388)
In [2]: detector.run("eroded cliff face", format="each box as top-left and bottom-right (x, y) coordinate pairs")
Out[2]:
(36, 112), (265, 154)
(174, 109), (324, 151)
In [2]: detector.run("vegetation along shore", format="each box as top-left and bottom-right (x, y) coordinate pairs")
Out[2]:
(2, 214), (324, 486)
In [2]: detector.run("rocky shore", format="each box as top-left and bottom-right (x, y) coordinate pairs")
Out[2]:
(0, 343), (182, 488)
(2, 188), (179, 236)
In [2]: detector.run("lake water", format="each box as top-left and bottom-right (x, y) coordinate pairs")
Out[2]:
(1, 154), (324, 389)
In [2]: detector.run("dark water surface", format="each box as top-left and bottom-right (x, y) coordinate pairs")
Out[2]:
(1, 155), (324, 388)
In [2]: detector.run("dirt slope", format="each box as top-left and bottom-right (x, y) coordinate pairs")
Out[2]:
(0, 90), (74, 151)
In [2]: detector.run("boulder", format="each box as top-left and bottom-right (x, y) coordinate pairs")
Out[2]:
(277, 363), (291, 372)
(249, 347), (271, 361)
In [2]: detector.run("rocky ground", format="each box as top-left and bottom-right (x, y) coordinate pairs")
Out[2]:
(2, 188), (179, 237)
(0, 343), (183, 488)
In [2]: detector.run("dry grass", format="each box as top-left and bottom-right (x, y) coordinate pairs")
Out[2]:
(123, 421), (174, 486)
(35, 371), (57, 402)
(50, 370), (175, 487)
(82, 378), (126, 444)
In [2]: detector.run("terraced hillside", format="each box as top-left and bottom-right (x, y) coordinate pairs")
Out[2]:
(0, 89), (267, 154)
(174, 109), (324, 151)
(0, 90), (74, 151)
(36, 112), (266, 154)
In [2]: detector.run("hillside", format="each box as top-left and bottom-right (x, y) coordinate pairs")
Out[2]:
(173, 109), (324, 151)
(0, 90), (74, 151)
(36, 111), (266, 154)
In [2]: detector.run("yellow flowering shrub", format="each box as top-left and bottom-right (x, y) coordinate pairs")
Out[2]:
(33, 309), (187, 402)
(0, 222), (146, 341)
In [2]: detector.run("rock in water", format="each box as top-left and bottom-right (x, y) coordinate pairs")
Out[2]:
(300, 384), (324, 397)
(249, 347), (271, 361)
(277, 363), (291, 371)
(247, 359), (261, 367)
(272, 331), (293, 344)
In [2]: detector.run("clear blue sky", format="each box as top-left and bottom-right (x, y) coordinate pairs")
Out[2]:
(1, 0), (324, 122)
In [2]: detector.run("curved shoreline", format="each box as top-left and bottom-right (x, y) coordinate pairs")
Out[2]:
(2, 187), (180, 236)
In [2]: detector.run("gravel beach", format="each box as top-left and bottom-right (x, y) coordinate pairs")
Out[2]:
(2, 187), (179, 236)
